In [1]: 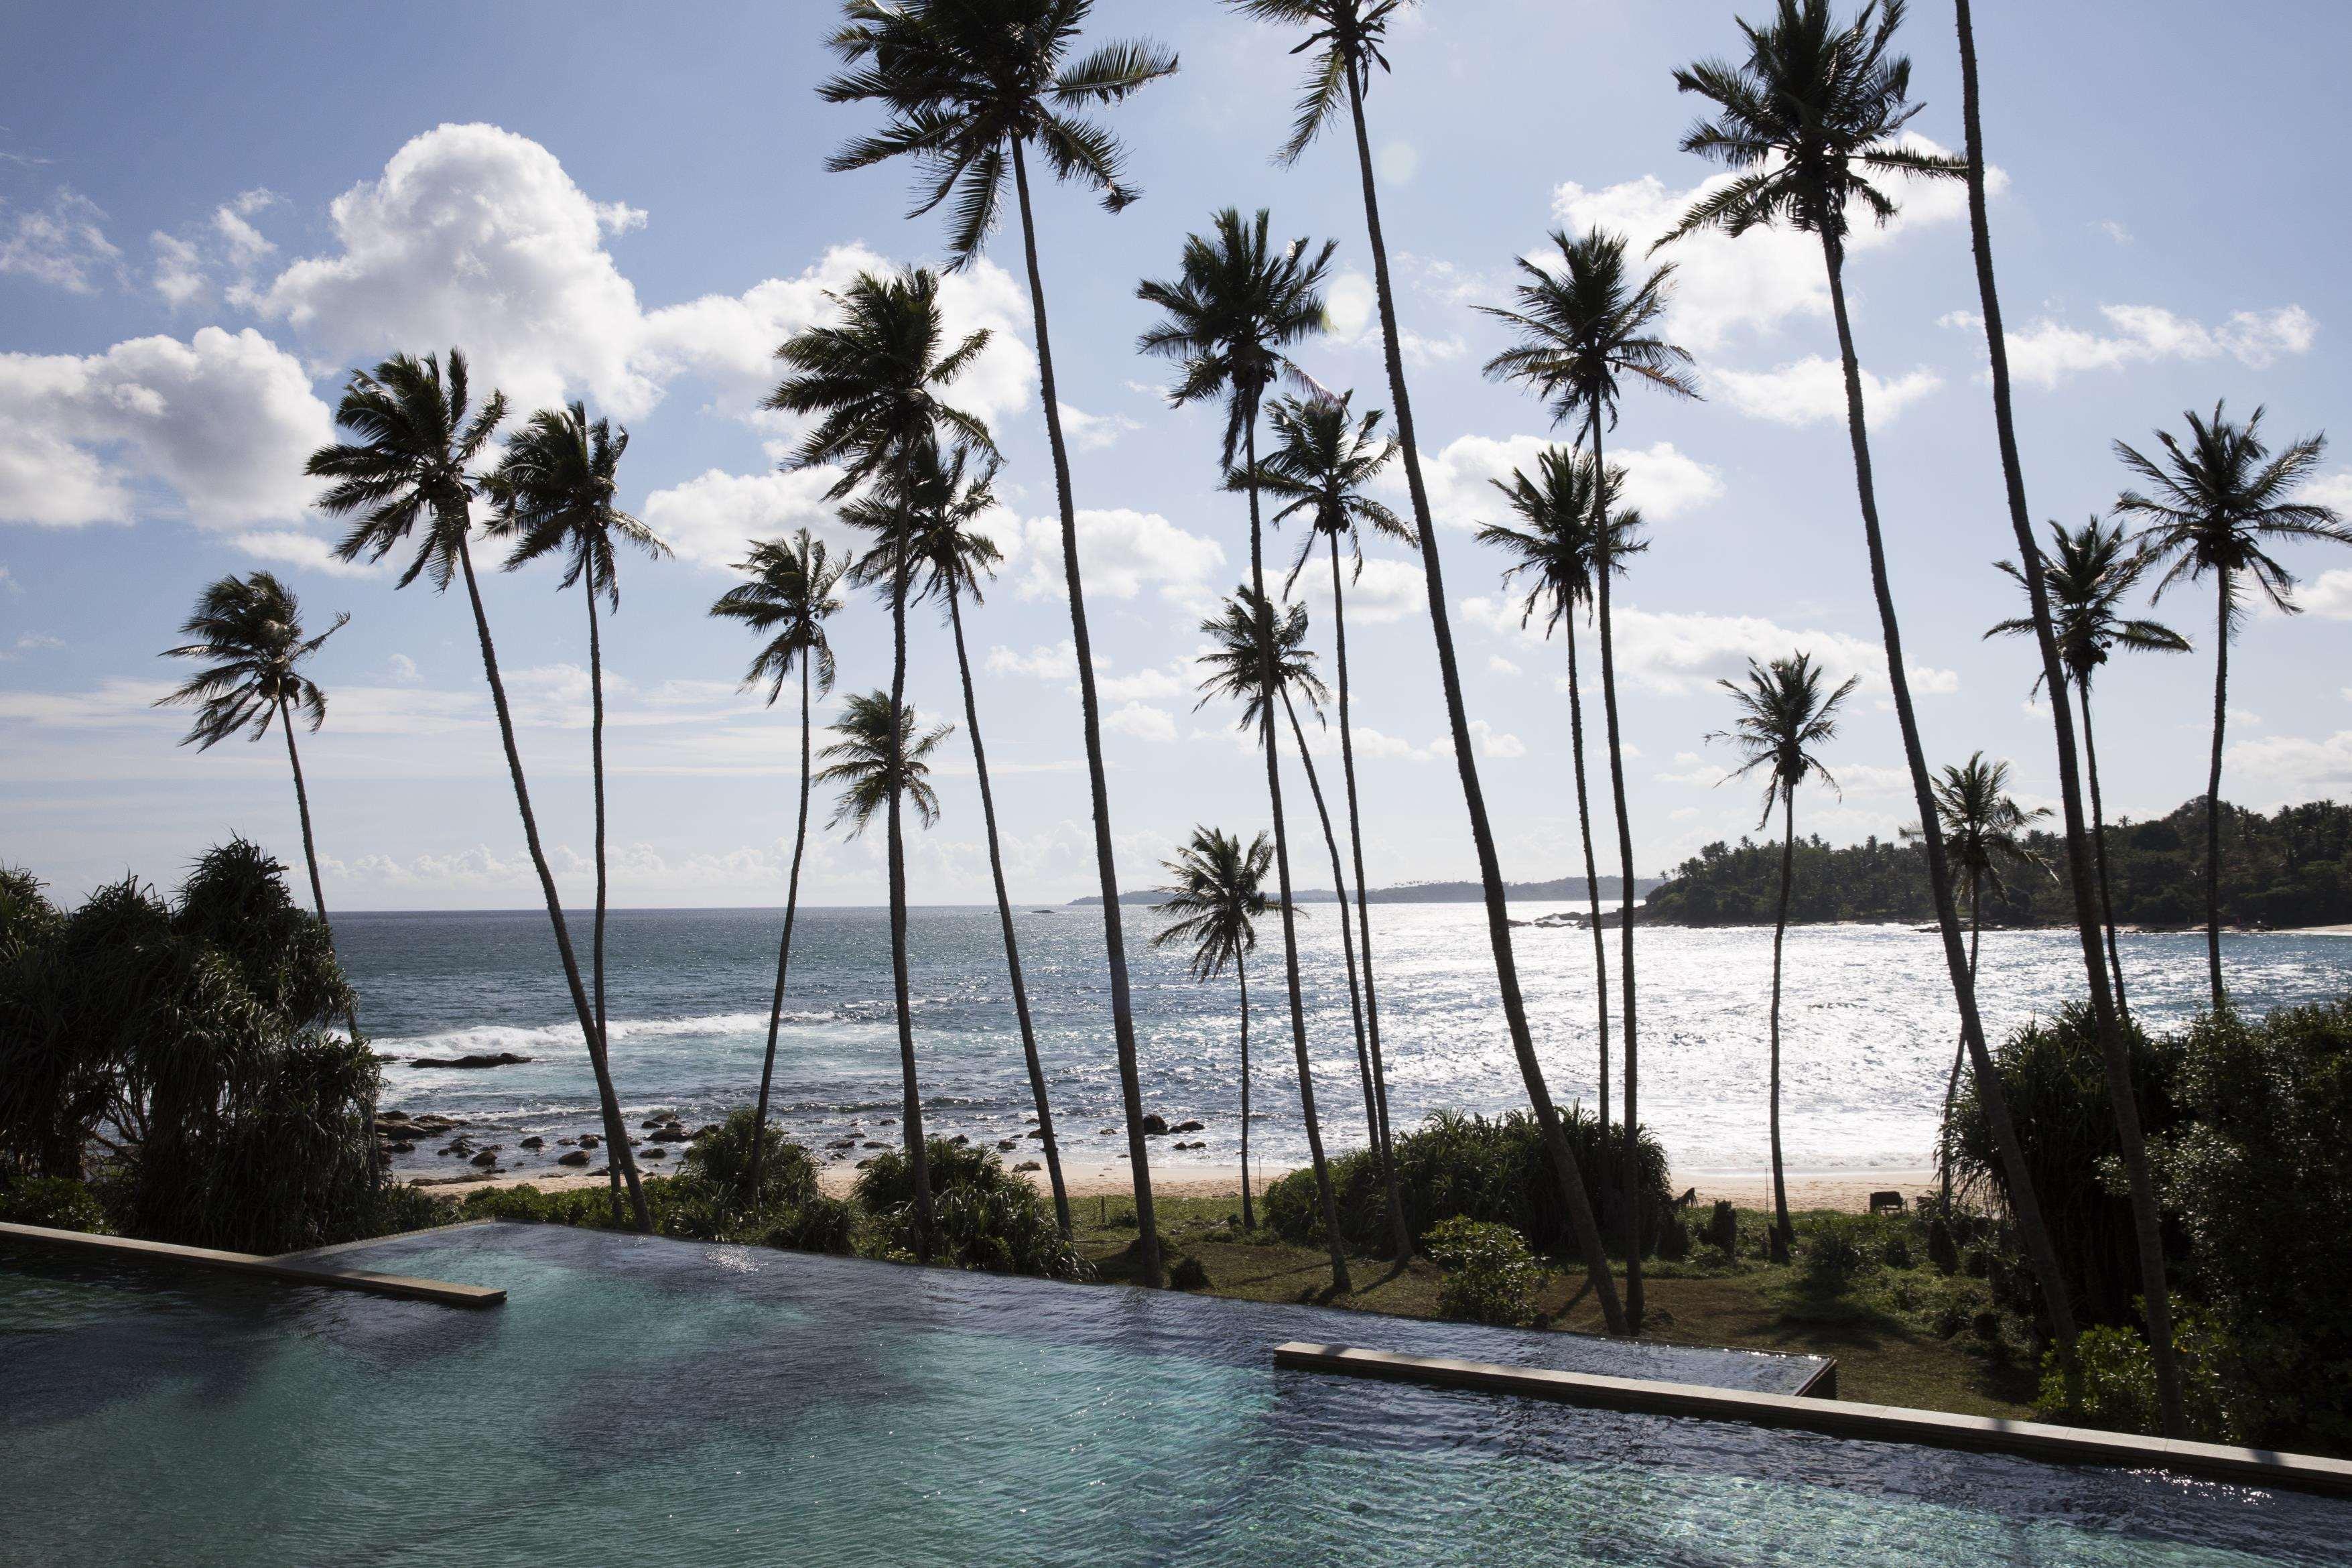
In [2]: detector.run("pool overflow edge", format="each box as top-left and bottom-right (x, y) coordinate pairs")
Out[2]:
(0, 1221), (506, 1309)
(1271, 1342), (2352, 1500)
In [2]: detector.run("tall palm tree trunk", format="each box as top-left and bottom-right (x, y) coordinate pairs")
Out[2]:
(1281, 685), (1402, 1256)
(886, 551), (935, 1260)
(278, 692), (370, 1173)
(454, 533), (648, 1232)
(1953, 0), (2177, 1429)
(585, 586), (621, 1224)
(2076, 684), (2129, 1017)
(948, 582), (1071, 1235)
(1768, 790), (1795, 1262)
(1327, 538), (1411, 1260)
(1589, 406), (1647, 1325)
(1938, 872), (1983, 1214)
(1008, 140), (1158, 1285)
(1244, 413), (1351, 1293)
(745, 659), (815, 1210)
(1564, 619), (1611, 1138)
(1818, 227), (2075, 1348)
(2205, 576), (2230, 1012)
(1341, 56), (1624, 1335)
(1238, 954), (1254, 1231)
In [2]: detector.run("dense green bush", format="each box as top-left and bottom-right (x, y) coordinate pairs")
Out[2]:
(856, 1137), (1088, 1280)
(2034, 1309), (2261, 1444)
(1795, 1214), (1874, 1295)
(1260, 1108), (1671, 1258)
(0, 1174), (113, 1234)
(1425, 1216), (1544, 1326)
(679, 1106), (821, 1211)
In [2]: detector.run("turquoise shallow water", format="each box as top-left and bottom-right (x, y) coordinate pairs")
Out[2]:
(4, 1224), (2347, 1567)
(342, 906), (2352, 1181)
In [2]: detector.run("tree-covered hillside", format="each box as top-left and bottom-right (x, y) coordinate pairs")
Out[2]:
(1644, 798), (2352, 929)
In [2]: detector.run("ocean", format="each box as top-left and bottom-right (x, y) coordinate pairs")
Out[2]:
(343, 904), (2352, 1183)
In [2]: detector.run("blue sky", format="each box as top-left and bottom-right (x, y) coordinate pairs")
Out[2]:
(3, 0), (2349, 910)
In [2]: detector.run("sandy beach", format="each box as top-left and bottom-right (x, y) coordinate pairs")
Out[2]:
(411, 1158), (1938, 1214)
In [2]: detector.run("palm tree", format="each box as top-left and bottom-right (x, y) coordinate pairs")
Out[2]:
(1195, 586), (1389, 1255)
(1230, 0), (1626, 1337)
(820, 0), (1179, 1287)
(1951, 0), (2188, 1431)
(1477, 450), (1646, 1139)
(485, 401), (670, 1218)
(309, 350), (651, 1232)
(1987, 519), (2190, 1015)
(709, 528), (847, 1210)
(1904, 755), (2048, 1213)
(1238, 390), (1413, 1260)
(2114, 403), (2347, 1010)
(1660, 0), (2079, 1352)
(773, 267), (996, 1260)
(1139, 207), (1352, 1293)
(1712, 653), (1857, 1260)
(157, 571), (351, 970)
(893, 441), (1073, 1235)
(1482, 227), (1698, 1329)
(1153, 828), (1275, 1230)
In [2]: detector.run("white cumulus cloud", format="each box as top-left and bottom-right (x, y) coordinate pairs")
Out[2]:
(0, 188), (121, 292)
(1949, 303), (2318, 390)
(1407, 433), (1723, 531)
(1706, 356), (1941, 428)
(1017, 509), (1226, 609)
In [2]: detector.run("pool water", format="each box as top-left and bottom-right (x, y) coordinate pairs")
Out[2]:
(4, 1223), (2347, 1567)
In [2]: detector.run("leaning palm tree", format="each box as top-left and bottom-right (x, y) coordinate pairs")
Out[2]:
(1904, 755), (2048, 1214)
(1138, 207), (1353, 1292)
(1477, 449), (1646, 1142)
(1987, 518), (2190, 1015)
(820, 0), (1179, 1287)
(157, 571), (351, 969)
(485, 401), (670, 1218)
(1481, 226), (1697, 1329)
(2114, 403), (2346, 1010)
(1659, 0), (2078, 1353)
(893, 441), (1073, 1235)
(1236, 390), (1414, 1260)
(309, 350), (650, 1232)
(709, 528), (847, 1210)
(1230, 0), (1628, 1337)
(1153, 828), (1275, 1230)
(1711, 653), (1858, 1260)
(773, 267), (996, 1260)
(1195, 586), (1394, 1258)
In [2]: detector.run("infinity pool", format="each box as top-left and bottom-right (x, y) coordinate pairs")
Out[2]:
(3, 1223), (2345, 1566)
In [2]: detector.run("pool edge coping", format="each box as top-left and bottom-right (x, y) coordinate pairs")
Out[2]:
(0, 1222), (505, 1309)
(1272, 1342), (2352, 1500)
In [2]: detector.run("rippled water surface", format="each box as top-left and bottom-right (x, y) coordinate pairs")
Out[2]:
(4, 1225), (2345, 1567)
(341, 905), (2352, 1179)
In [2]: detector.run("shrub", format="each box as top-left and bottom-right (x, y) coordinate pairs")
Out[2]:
(1425, 1216), (1544, 1327)
(859, 1136), (1089, 1281)
(1795, 1214), (1872, 1295)
(2034, 1309), (2261, 1445)
(0, 1175), (112, 1234)
(1261, 1108), (1673, 1258)
(679, 1107), (820, 1212)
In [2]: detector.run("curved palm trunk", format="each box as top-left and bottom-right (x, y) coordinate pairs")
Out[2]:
(1342, 58), (1624, 1334)
(745, 659), (815, 1210)
(585, 586), (620, 1224)
(2077, 682), (2130, 1017)
(455, 533), (648, 1232)
(948, 582), (1071, 1235)
(1237, 954), (1254, 1231)
(2206, 578), (2230, 1012)
(885, 550), (934, 1260)
(1939, 871), (1983, 1215)
(1589, 407), (1647, 1325)
(1327, 537), (1410, 1260)
(1564, 618), (1611, 1138)
(1768, 790), (1796, 1262)
(1008, 140), (1158, 1285)
(1953, 0), (2176, 1431)
(1279, 688), (1382, 1167)
(1818, 226), (2073, 1350)
(1244, 413), (1350, 1293)
(279, 693), (371, 1176)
